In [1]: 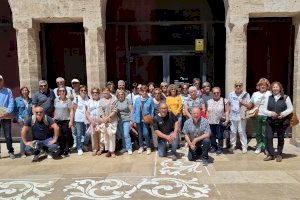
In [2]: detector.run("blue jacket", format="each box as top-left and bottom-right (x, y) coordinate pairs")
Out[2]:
(133, 96), (154, 123)
(0, 87), (14, 113)
(14, 96), (33, 122)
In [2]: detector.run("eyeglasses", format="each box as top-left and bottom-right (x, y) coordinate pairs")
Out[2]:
(36, 111), (43, 114)
(235, 85), (242, 88)
(161, 85), (167, 88)
(80, 89), (87, 92)
(58, 90), (65, 92)
(213, 92), (220, 94)
(154, 92), (161, 95)
(57, 81), (64, 84)
(40, 85), (47, 87)
(92, 91), (99, 94)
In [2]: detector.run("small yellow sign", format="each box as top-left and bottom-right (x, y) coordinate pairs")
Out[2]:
(195, 39), (204, 52)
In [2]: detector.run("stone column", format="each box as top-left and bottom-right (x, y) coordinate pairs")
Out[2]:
(14, 22), (42, 93)
(84, 25), (106, 93)
(225, 22), (248, 95)
(291, 18), (300, 147)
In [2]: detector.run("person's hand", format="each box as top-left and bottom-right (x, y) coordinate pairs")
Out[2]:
(278, 115), (283, 119)
(222, 120), (228, 126)
(170, 132), (177, 140)
(190, 143), (196, 150)
(68, 121), (73, 128)
(271, 112), (278, 118)
(25, 141), (32, 147)
(48, 139), (57, 145)
(191, 139), (198, 147)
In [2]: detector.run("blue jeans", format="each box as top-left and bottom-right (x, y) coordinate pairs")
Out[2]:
(0, 119), (14, 153)
(75, 122), (86, 150)
(137, 122), (151, 148)
(210, 124), (225, 151)
(119, 121), (132, 151)
(157, 135), (179, 157)
(24, 137), (59, 155)
(188, 138), (211, 161)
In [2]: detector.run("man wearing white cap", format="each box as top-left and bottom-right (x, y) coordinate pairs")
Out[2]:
(0, 75), (15, 159)
(53, 77), (73, 99)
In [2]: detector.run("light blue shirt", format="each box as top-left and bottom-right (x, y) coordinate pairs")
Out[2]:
(0, 87), (14, 113)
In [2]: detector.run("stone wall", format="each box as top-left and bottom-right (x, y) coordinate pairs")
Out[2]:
(8, 0), (300, 145)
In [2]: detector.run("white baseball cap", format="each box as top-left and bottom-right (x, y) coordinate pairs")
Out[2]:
(71, 79), (80, 83)
(0, 75), (3, 80)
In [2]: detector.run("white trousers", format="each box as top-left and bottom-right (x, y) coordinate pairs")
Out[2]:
(99, 122), (117, 152)
(230, 120), (248, 149)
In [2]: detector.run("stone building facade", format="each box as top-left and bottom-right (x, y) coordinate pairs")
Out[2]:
(7, 0), (300, 146)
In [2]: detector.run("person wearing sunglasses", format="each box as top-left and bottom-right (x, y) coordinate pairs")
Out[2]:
(73, 85), (89, 156)
(86, 87), (103, 156)
(54, 86), (74, 157)
(227, 81), (252, 154)
(21, 106), (60, 162)
(32, 80), (55, 117)
(206, 87), (229, 154)
(201, 81), (213, 105)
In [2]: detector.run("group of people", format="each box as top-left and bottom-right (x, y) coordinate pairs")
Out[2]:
(0, 75), (294, 165)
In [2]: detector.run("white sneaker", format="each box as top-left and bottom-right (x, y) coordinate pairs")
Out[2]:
(229, 146), (236, 152)
(47, 154), (53, 159)
(138, 147), (143, 154)
(254, 148), (261, 154)
(242, 148), (248, 154)
(128, 150), (133, 155)
(78, 149), (83, 156)
(146, 148), (151, 155)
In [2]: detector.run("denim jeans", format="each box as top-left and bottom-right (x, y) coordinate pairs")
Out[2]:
(75, 122), (86, 150)
(188, 138), (211, 161)
(137, 122), (151, 148)
(119, 121), (132, 151)
(157, 135), (179, 157)
(24, 137), (59, 155)
(0, 119), (14, 153)
(210, 124), (225, 151)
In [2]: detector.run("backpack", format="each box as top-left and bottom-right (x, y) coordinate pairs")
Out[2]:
(31, 115), (49, 127)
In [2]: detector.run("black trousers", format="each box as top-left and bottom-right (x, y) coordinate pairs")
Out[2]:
(56, 120), (72, 153)
(266, 119), (289, 156)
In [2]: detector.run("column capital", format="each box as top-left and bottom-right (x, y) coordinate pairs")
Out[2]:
(13, 19), (40, 32)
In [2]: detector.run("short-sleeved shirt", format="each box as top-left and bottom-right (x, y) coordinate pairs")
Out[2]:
(87, 99), (101, 120)
(25, 115), (54, 140)
(153, 112), (178, 136)
(73, 96), (89, 122)
(182, 117), (211, 145)
(207, 98), (228, 124)
(54, 98), (72, 121)
(228, 91), (250, 121)
(117, 98), (131, 122)
(185, 97), (204, 113)
(32, 89), (55, 116)
(250, 91), (272, 116)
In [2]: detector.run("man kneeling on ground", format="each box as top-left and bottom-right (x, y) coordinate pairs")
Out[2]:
(153, 102), (180, 161)
(21, 106), (60, 162)
(182, 107), (211, 166)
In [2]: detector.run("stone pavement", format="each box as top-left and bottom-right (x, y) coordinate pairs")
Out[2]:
(0, 139), (300, 200)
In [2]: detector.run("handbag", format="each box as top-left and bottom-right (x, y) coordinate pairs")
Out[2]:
(245, 107), (259, 119)
(141, 100), (153, 125)
(290, 112), (299, 127)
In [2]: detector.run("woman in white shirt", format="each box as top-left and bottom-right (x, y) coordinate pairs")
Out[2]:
(262, 81), (293, 162)
(86, 87), (103, 156)
(250, 78), (272, 154)
(73, 85), (89, 156)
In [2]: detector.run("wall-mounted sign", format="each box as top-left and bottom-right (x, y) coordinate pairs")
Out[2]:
(195, 39), (204, 52)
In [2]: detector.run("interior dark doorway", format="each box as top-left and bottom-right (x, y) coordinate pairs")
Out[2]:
(106, 0), (225, 88)
(40, 23), (86, 89)
(247, 18), (294, 97)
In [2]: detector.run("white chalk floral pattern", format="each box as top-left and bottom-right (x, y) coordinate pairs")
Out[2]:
(0, 180), (54, 200)
(159, 158), (202, 176)
(63, 179), (137, 200)
(136, 178), (210, 198)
